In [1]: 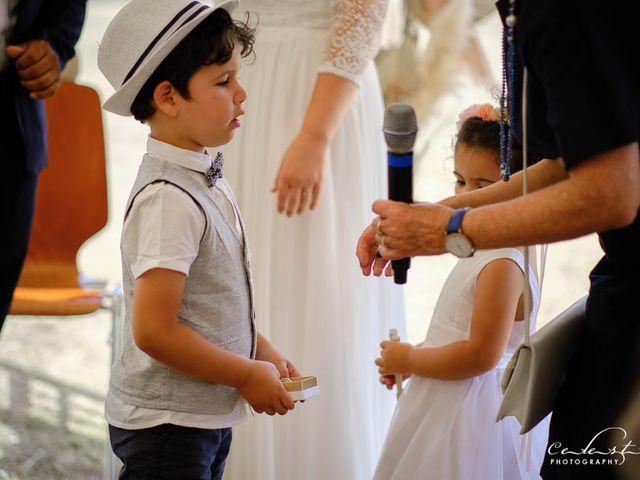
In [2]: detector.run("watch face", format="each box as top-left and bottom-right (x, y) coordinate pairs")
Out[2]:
(445, 233), (474, 258)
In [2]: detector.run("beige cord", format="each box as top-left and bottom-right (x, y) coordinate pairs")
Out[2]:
(389, 328), (404, 398)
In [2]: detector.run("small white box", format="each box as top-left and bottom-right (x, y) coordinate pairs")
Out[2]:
(282, 376), (319, 401)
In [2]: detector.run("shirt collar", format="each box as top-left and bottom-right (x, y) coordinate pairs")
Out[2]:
(146, 136), (212, 174)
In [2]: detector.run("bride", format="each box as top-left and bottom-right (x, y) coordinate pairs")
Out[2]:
(221, 1), (405, 479)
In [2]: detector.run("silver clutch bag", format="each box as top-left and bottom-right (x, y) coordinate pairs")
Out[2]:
(496, 295), (586, 433)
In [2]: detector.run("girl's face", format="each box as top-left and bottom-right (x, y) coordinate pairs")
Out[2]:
(453, 143), (501, 195)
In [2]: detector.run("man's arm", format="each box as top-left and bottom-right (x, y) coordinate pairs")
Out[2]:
(463, 143), (640, 249)
(440, 158), (568, 209)
(357, 142), (640, 266)
(6, 0), (87, 99)
(40, 0), (88, 69)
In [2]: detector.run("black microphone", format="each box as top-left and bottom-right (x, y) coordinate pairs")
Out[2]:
(383, 103), (417, 285)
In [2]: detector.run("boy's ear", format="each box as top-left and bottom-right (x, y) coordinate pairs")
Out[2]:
(153, 80), (179, 117)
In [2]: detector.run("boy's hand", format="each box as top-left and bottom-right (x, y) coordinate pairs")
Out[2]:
(375, 340), (414, 375)
(256, 341), (301, 379)
(6, 40), (61, 100)
(237, 360), (295, 415)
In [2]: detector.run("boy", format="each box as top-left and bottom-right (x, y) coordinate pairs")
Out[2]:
(97, 1), (298, 477)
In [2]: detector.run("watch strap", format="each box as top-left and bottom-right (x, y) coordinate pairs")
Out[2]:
(446, 207), (471, 235)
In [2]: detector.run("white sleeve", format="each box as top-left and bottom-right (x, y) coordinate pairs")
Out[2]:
(318, 0), (388, 86)
(122, 182), (206, 279)
(475, 248), (526, 275)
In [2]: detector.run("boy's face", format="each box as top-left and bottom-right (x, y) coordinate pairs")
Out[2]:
(174, 46), (246, 150)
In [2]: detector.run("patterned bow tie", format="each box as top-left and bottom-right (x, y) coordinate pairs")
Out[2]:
(205, 152), (224, 188)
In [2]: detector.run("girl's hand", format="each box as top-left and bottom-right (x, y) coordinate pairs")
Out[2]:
(272, 131), (327, 216)
(379, 373), (411, 390)
(375, 340), (414, 375)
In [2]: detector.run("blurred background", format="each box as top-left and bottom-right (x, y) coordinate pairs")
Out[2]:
(0, 0), (601, 478)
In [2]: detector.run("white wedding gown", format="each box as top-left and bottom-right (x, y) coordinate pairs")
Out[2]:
(220, 1), (405, 479)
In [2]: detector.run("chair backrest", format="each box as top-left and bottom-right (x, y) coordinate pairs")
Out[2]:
(17, 82), (108, 288)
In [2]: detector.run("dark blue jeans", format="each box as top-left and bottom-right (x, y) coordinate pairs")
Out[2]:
(109, 424), (232, 480)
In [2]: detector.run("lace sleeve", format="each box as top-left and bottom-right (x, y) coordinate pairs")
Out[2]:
(318, 0), (388, 86)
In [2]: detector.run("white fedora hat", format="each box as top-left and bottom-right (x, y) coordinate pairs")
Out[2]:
(98, 0), (238, 116)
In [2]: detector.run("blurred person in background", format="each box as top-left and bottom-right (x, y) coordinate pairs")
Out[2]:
(0, 0), (87, 330)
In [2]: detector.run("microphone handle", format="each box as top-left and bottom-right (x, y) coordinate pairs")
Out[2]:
(388, 153), (413, 284)
(388, 161), (412, 203)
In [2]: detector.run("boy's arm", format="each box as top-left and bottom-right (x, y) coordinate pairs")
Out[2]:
(40, 0), (88, 69)
(132, 267), (294, 415)
(376, 258), (524, 380)
(255, 332), (301, 379)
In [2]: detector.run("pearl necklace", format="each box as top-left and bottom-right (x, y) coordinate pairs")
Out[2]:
(499, 0), (518, 181)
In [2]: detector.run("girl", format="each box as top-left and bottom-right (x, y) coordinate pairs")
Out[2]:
(373, 103), (549, 480)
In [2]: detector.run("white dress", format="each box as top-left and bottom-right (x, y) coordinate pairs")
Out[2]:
(220, 1), (405, 479)
(374, 248), (549, 480)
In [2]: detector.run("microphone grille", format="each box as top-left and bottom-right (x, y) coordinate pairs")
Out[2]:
(383, 103), (418, 154)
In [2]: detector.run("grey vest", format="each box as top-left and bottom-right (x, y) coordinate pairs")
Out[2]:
(110, 155), (256, 415)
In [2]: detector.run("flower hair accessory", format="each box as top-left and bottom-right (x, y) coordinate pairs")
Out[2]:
(456, 103), (502, 131)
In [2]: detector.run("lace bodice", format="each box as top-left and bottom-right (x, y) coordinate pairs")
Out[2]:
(238, 0), (387, 85)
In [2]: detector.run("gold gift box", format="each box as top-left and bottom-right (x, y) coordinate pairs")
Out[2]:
(282, 376), (319, 401)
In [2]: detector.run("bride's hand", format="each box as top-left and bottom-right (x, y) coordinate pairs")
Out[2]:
(272, 131), (327, 216)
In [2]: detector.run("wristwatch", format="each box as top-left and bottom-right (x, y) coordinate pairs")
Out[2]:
(444, 208), (475, 258)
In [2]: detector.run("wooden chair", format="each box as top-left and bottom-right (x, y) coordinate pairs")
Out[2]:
(8, 82), (122, 478)
(10, 81), (118, 316)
